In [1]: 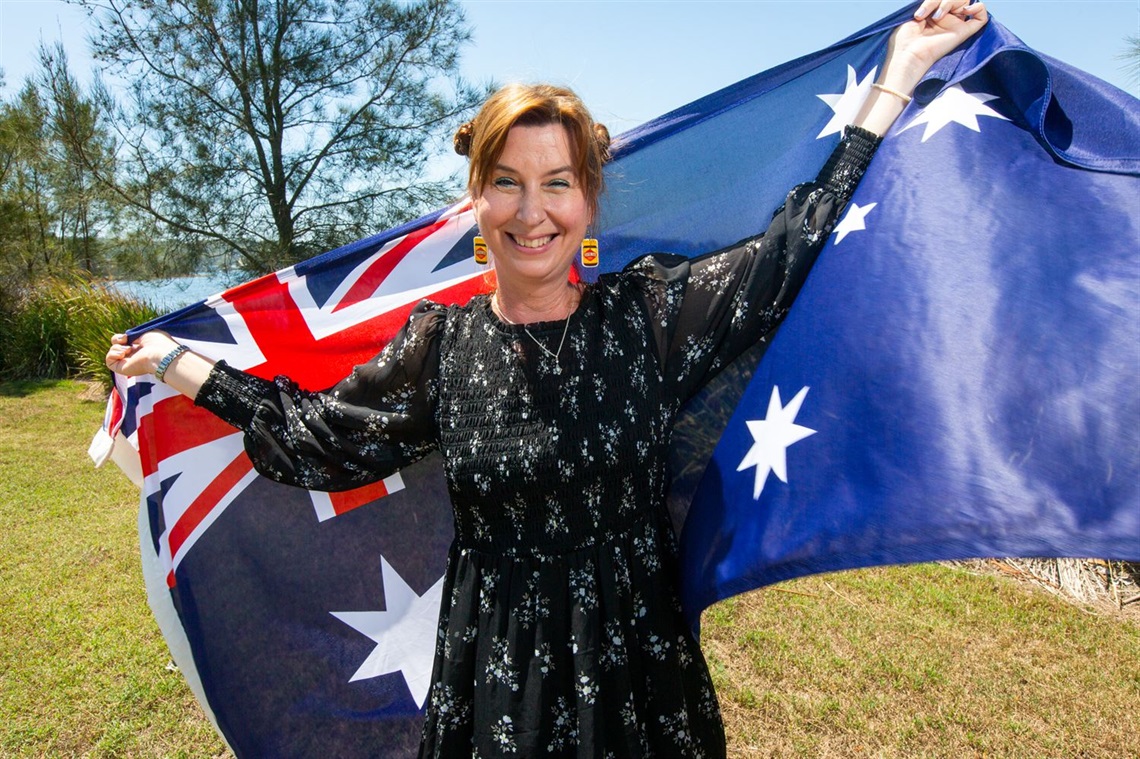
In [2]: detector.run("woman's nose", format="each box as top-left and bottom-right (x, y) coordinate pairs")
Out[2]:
(516, 190), (546, 225)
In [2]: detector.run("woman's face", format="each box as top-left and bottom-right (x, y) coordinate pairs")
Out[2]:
(473, 123), (590, 294)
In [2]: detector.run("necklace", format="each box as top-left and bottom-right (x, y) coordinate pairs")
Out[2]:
(493, 294), (573, 364)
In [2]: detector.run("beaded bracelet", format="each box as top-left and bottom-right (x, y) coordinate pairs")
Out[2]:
(154, 344), (190, 383)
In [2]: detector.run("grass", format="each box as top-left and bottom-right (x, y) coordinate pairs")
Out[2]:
(2, 380), (1137, 757)
(703, 568), (1140, 758)
(0, 380), (227, 757)
(0, 278), (158, 387)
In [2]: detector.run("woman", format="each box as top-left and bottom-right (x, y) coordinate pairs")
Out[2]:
(108, 2), (988, 755)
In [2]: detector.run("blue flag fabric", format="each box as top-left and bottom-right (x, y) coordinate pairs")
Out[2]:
(676, 11), (1140, 624)
(91, 4), (1139, 755)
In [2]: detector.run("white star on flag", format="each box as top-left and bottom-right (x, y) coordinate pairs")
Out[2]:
(331, 557), (444, 709)
(737, 386), (817, 500)
(899, 84), (1009, 142)
(833, 201), (877, 244)
(817, 65), (877, 139)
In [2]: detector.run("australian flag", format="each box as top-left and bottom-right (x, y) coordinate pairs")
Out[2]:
(673, 9), (1140, 625)
(91, 4), (1139, 755)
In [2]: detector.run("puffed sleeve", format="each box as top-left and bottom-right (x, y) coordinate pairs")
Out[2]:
(193, 300), (446, 491)
(628, 125), (881, 403)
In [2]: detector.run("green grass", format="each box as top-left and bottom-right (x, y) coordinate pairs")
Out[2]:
(2, 381), (1137, 757)
(0, 380), (227, 758)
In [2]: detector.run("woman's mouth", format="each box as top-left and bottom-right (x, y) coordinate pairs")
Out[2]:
(509, 234), (555, 249)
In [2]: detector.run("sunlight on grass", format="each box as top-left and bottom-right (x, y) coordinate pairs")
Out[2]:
(703, 564), (1139, 757)
(0, 381), (228, 757)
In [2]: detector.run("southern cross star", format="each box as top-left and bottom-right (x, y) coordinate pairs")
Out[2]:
(817, 65), (877, 139)
(833, 201), (877, 245)
(737, 386), (817, 500)
(899, 83), (1008, 142)
(331, 556), (444, 709)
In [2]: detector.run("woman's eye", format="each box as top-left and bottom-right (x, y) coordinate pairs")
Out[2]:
(492, 177), (517, 189)
(548, 178), (571, 189)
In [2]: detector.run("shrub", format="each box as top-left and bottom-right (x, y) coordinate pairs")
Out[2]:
(65, 282), (159, 388)
(0, 277), (158, 390)
(0, 281), (74, 380)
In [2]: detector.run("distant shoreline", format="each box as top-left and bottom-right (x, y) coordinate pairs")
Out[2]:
(105, 273), (244, 311)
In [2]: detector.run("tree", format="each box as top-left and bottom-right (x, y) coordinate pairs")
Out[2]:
(77, 0), (483, 273)
(1123, 34), (1140, 93)
(37, 43), (120, 276)
(0, 43), (122, 285)
(0, 84), (57, 279)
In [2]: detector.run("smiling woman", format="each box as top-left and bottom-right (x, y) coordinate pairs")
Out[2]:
(103, 2), (992, 755)
(472, 122), (591, 322)
(456, 84), (612, 325)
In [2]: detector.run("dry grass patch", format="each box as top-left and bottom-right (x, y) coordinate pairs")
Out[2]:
(703, 564), (1139, 758)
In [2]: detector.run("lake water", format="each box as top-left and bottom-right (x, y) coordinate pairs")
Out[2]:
(109, 273), (246, 312)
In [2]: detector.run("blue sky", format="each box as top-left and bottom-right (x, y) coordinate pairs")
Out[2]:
(2, 0), (1136, 137)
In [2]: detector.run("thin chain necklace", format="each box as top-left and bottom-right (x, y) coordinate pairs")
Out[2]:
(493, 294), (573, 363)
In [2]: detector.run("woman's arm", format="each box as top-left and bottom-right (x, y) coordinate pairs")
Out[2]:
(105, 302), (446, 491)
(632, 128), (881, 401)
(854, 0), (989, 137)
(641, 2), (990, 400)
(106, 330), (213, 401)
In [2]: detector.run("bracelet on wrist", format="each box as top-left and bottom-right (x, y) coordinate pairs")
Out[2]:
(871, 82), (913, 104)
(154, 344), (190, 383)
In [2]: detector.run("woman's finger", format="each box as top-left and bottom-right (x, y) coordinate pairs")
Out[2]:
(913, 0), (941, 19)
(942, 0), (986, 23)
(916, 0), (984, 23)
(935, 0), (955, 20)
(960, 1), (987, 23)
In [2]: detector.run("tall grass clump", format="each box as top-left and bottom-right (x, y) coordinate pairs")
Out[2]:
(0, 278), (158, 388)
(0, 282), (73, 380)
(65, 282), (160, 385)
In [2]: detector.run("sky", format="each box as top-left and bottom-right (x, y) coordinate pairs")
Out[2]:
(1, 0), (1137, 166)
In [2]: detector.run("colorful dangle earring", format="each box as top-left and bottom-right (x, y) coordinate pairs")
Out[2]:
(580, 236), (599, 268)
(473, 234), (489, 265)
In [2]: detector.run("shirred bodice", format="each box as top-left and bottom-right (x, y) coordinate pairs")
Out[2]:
(437, 289), (671, 557)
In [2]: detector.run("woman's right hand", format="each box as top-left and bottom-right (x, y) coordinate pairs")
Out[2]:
(106, 330), (215, 400)
(105, 330), (180, 377)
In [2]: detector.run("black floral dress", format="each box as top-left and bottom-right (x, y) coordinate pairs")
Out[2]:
(196, 127), (880, 758)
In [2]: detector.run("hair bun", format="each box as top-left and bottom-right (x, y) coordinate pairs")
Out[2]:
(593, 122), (612, 164)
(454, 121), (475, 157)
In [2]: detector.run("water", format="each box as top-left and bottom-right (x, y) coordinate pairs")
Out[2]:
(109, 273), (246, 312)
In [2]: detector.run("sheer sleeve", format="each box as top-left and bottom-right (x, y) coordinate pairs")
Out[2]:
(625, 126), (881, 403)
(193, 300), (445, 491)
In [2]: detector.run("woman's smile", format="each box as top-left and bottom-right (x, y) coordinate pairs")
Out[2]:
(509, 234), (556, 250)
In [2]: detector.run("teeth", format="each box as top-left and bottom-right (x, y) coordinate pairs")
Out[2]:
(514, 235), (553, 249)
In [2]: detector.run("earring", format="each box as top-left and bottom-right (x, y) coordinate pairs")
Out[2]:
(580, 237), (599, 268)
(473, 235), (489, 265)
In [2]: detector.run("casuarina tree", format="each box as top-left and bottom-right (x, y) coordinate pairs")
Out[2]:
(76, 0), (483, 272)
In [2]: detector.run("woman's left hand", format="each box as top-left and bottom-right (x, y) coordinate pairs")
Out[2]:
(890, 0), (989, 78)
(852, 1), (988, 136)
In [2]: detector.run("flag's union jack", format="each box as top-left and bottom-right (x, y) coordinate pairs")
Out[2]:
(94, 201), (487, 587)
